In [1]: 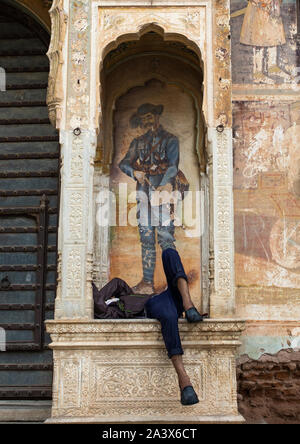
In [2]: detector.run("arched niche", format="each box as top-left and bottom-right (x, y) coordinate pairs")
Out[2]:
(92, 21), (209, 129)
(94, 28), (210, 312)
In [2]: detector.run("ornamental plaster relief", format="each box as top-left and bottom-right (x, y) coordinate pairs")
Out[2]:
(67, 0), (90, 130)
(46, 319), (246, 335)
(59, 358), (82, 408)
(65, 190), (85, 240)
(65, 247), (84, 300)
(92, 172), (110, 288)
(92, 4), (210, 128)
(92, 363), (204, 402)
(99, 8), (206, 47)
(70, 142), (84, 182)
(210, 128), (235, 316)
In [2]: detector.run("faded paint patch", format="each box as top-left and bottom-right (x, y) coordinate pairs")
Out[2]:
(237, 320), (300, 359)
(238, 336), (300, 360)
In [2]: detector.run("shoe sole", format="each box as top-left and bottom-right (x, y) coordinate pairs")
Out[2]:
(181, 399), (199, 406)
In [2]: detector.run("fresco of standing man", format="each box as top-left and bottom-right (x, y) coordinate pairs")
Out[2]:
(119, 103), (180, 295)
(232, 0), (291, 83)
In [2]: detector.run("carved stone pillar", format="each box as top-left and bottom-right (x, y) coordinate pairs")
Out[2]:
(92, 170), (110, 289)
(54, 130), (96, 319)
(208, 0), (235, 318)
(47, 0), (96, 319)
(209, 128), (235, 318)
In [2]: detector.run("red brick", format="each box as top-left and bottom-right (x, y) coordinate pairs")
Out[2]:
(284, 363), (297, 372)
(240, 381), (256, 390)
(237, 351), (300, 424)
(274, 371), (290, 380)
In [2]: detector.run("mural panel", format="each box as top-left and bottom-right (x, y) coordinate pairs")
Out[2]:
(109, 79), (202, 305)
(233, 100), (300, 291)
(231, 0), (298, 85)
(231, 0), (300, 322)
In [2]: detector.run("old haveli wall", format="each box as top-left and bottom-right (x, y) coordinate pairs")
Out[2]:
(231, 0), (300, 423)
(43, 0), (299, 423)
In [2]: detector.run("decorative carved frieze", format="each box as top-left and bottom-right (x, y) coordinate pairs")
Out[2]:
(65, 247), (83, 300)
(46, 319), (245, 335)
(68, 191), (84, 240)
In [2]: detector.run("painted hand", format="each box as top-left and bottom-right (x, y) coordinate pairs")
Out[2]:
(150, 183), (173, 206)
(156, 183), (173, 193)
(133, 170), (146, 185)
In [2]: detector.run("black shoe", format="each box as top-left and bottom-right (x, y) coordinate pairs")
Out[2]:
(181, 386), (199, 406)
(185, 307), (204, 323)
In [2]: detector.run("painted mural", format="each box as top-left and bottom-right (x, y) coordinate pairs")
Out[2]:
(234, 101), (300, 295)
(118, 102), (184, 295)
(231, 0), (300, 323)
(109, 79), (202, 305)
(231, 0), (298, 85)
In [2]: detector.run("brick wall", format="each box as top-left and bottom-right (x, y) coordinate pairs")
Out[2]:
(237, 349), (300, 424)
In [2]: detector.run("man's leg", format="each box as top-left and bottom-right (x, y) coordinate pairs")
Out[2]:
(132, 189), (156, 294)
(162, 248), (205, 322)
(145, 290), (199, 404)
(156, 207), (176, 252)
(145, 290), (183, 359)
(132, 225), (156, 294)
(177, 277), (194, 311)
(171, 354), (192, 391)
(132, 221), (156, 294)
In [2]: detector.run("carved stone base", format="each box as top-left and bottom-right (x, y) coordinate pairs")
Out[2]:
(45, 319), (245, 424)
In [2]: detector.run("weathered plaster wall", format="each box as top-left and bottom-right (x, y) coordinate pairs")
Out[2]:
(231, 0), (300, 423)
(231, 0), (300, 362)
(231, 0), (300, 422)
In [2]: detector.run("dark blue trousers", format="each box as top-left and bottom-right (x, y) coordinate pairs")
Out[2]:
(145, 248), (188, 358)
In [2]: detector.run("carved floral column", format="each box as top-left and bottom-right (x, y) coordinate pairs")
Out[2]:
(208, 0), (235, 318)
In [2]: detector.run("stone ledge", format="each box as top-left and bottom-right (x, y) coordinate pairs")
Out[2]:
(45, 319), (245, 349)
(45, 414), (245, 424)
(0, 401), (51, 422)
(45, 318), (245, 333)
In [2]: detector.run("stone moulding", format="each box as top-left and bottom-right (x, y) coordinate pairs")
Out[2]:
(45, 319), (245, 423)
(46, 0), (68, 128)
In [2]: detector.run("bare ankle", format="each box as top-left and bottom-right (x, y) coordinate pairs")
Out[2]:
(178, 376), (192, 391)
(183, 302), (194, 311)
